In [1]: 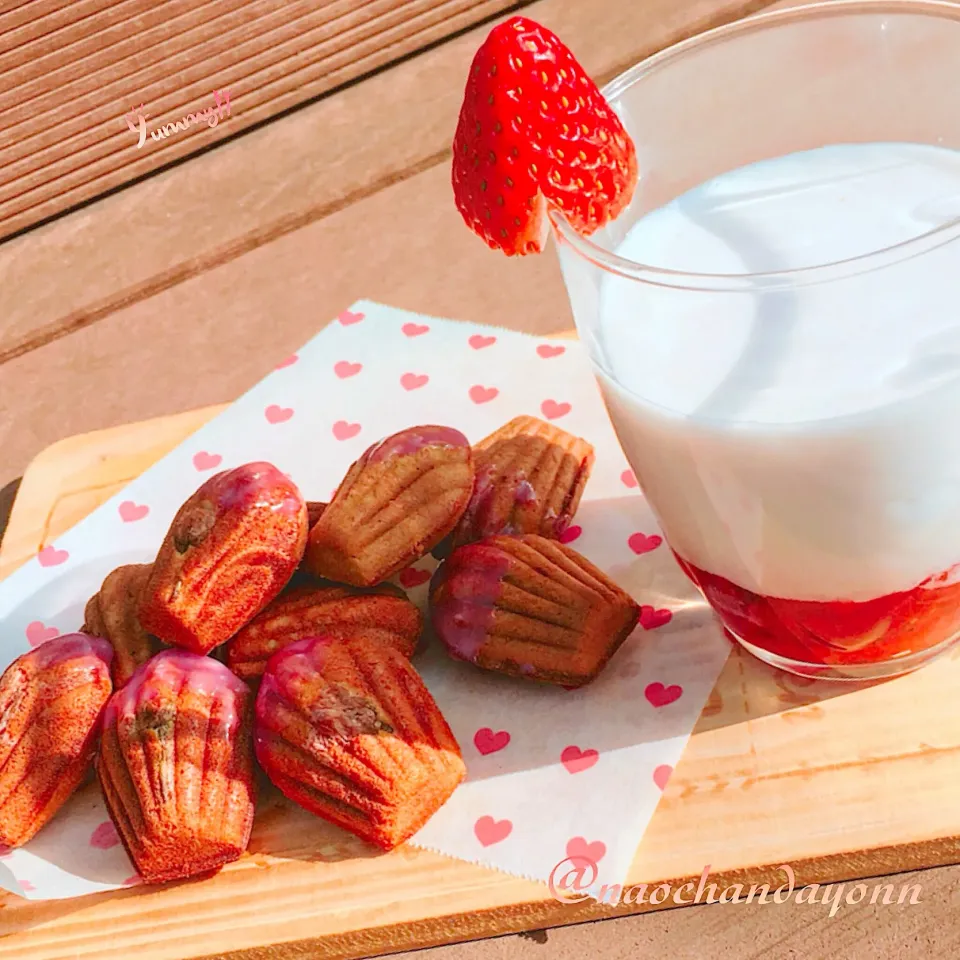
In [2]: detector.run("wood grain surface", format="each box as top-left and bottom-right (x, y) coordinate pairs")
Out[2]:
(0, 0), (780, 495)
(0, 0), (773, 373)
(3, 361), (960, 959)
(0, 0), (524, 242)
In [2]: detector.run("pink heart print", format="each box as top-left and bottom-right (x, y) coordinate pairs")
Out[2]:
(559, 525), (582, 545)
(334, 360), (362, 379)
(620, 469), (638, 489)
(17, 880), (35, 893)
(540, 399), (571, 420)
(639, 605), (673, 630)
(275, 354), (299, 369)
(561, 745), (599, 774)
(193, 451), (222, 471)
(653, 764), (673, 791)
(398, 567), (431, 588)
(475, 815), (513, 846)
(469, 385), (499, 404)
(628, 532), (662, 554)
(566, 836), (606, 864)
(402, 322), (430, 337)
(469, 334), (497, 349)
(474, 728), (511, 755)
(338, 309), (364, 326)
(645, 681), (683, 707)
(89, 820), (120, 850)
(400, 372), (429, 391)
(118, 501), (149, 522)
(122, 874), (143, 887)
(536, 344), (566, 359)
(26, 621), (58, 646)
(333, 420), (362, 441)
(37, 545), (68, 567)
(265, 405), (294, 424)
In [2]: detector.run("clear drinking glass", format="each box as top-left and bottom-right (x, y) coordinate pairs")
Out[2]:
(552, 0), (960, 680)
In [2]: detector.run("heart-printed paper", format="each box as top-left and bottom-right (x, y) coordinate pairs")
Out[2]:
(0, 301), (730, 899)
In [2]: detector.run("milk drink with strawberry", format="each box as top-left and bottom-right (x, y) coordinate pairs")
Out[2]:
(595, 141), (960, 667)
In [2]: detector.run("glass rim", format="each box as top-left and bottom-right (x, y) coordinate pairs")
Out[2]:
(548, 0), (960, 292)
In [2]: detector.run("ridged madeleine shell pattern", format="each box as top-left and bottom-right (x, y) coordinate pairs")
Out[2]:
(226, 582), (423, 680)
(0, 633), (114, 847)
(450, 416), (594, 549)
(431, 534), (639, 687)
(96, 649), (255, 884)
(83, 563), (165, 687)
(305, 426), (474, 586)
(255, 635), (464, 850)
(139, 462), (308, 654)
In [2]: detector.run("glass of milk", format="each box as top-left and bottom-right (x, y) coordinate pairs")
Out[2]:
(553, 1), (960, 679)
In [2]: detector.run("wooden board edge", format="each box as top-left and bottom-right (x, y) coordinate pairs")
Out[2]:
(0, 404), (228, 579)
(196, 836), (960, 960)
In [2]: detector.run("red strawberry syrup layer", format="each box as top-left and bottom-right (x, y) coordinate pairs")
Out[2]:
(674, 552), (960, 665)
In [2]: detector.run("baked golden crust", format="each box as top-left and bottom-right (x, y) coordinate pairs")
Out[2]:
(83, 563), (165, 686)
(448, 416), (594, 550)
(254, 635), (464, 850)
(225, 582), (423, 680)
(139, 462), (308, 654)
(430, 534), (639, 687)
(96, 649), (255, 884)
(304, 426), (474, 586)
(0, 634), (114, 847)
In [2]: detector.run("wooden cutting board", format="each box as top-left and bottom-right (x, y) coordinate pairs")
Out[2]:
(3, 356), (960, 959)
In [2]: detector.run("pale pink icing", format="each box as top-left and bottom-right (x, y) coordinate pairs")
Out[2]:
(106, 649), (248, 735)
(25, 632), (113, 671)
(206, 461), (303, 517)
(16, 633), (113, 692)
(430, 545), (511, 661)
(363, 425), (469, 465)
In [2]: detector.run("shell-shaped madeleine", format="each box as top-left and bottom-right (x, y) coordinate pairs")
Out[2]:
(96, 650), (255, 884)
(226, 582), (423, 680)
(255, 635), (464, 850)
(139, 462), (308, 654)
(430, 534), (639, 687)
(0, 633), (113, 847)
(84, 563), (166, 687)
(304, 426), (474, 587)
(449, 416), (594, 550)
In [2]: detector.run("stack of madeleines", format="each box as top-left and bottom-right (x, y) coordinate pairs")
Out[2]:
(0, 415), (641, 884)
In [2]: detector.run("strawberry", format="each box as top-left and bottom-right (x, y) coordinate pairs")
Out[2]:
(452, 16), (638, 256)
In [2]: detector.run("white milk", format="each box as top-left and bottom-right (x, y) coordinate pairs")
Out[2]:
(595, 143), (960, 601)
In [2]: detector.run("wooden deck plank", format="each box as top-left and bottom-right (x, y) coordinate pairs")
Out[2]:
(0, 0), (523, 241)
(0, 0), (775, 366)
(0, 156), (568, 487)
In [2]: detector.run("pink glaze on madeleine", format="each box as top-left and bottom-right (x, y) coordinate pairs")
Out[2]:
(139, 462), (308, 654)
(96, 649), (255, 884)
(0, 633), (114, 847)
